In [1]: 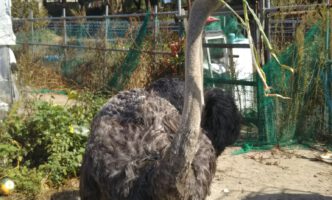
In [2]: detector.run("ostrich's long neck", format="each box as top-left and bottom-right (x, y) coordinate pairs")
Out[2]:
(173, 0), (222, 171)
(152, 0), (222, 198)
(180, 0), (220, 159)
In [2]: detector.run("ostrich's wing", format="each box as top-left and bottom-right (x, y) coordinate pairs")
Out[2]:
(147, 78), (185, 113)
(191, 132), (217, 198)
(83, 89), (180, 199)
(82, 89), (218, 200)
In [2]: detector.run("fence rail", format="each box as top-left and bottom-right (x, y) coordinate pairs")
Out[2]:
(15, 42), (173, 55)
(12, 2), (331, 144)
(12, 9), (183, 53)
(12, 9), (185, 93)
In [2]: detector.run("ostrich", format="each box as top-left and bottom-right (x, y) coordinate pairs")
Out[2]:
(147, 77), (241, 155)
(80, 0), (240, 199)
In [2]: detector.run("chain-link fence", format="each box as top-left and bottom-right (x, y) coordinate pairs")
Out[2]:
(12, 1), (332, 147)
(13, 9), (184, 91)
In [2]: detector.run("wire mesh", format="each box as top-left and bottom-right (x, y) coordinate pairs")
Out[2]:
(262, 3), (331, 145)
(12, 12), (182, 91)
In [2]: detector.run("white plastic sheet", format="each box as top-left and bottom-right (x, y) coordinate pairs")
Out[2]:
(0, 0), (16, 45)
(0, 46), (19, 120)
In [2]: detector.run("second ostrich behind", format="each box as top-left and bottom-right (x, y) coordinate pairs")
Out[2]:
(80, 0), (240, 199)
(147, 77), (241, 155)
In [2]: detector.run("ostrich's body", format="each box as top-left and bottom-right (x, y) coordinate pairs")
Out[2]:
(80, 0), (240, 199)
(80, 84), (240, 199)
(80, 89), (218, 199)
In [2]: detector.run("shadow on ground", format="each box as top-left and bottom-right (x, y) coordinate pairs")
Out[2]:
(210, 188), (332, 200)
(244, 192), (332, 200)
(50, 190), (80, 200)
(50, 189), (332, 200)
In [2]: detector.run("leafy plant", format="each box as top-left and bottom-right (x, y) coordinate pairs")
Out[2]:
(0, 91), (106, 196)
(0, 166), (45, 198)
(5, 101), (85, 185)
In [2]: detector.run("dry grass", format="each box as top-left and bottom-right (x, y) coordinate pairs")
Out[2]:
(17, 54), (68, 90)
(14, 13), (183, 93)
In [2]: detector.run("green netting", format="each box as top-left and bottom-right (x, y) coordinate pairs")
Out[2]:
(203, 14), (261, 146)
(14, 9), (331, 150)
(32, 88), (67, 95)
(107, 12), (151, 91)
(259, 22), (332, 146)
(205, 20), (222, 32)
(205, 15), (244, 38)
(203, 14), (331, 150)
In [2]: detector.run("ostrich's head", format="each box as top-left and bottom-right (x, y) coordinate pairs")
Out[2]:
(201, 88), (241, 156)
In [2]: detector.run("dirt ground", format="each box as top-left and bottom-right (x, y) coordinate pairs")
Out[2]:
(207, 147), (332, 200)
(34, 147), (331, 200)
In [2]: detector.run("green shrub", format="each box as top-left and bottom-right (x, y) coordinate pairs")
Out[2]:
(0, 166), (45, 198)
(5, 101), (84, 185)
(0, 91), (106, 196)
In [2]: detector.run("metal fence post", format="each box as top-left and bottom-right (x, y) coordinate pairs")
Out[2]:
(105, 5), (109, 46)
(258, 0), (264, 64)
(154, 5), (158, 67)
(265, 0), (271, 61)
(257, 0), (267, 144)
(63, 8), (67, 45)
(178, 0), (182, 16)
(29, 10), (34, 40)
(63, 8), (67, 65)
(29, 10), (34, 58)
(105, 5), (109, 63)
